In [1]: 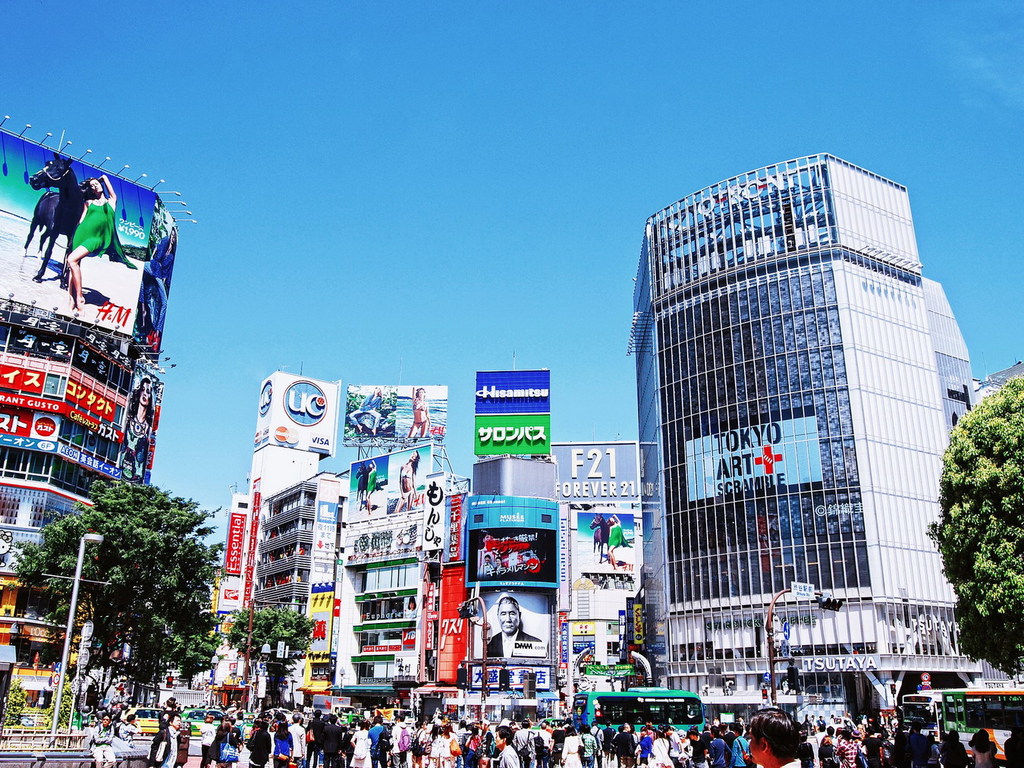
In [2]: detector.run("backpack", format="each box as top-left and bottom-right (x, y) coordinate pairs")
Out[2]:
(536, 733), (549, 760)
(397, 726), (412, 753)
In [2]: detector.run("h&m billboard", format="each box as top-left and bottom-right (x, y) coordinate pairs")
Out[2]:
(0, 132), (178, 344)
(253, 372), (340, 457)
(343, 384), (448, 447)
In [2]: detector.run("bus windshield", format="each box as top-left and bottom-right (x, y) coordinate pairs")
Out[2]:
(593, 695), (703, 727)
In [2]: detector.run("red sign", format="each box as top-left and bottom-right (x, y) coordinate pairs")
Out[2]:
(362, 644), (402, 653)
(0, 364), (46, 395)
(33, 416), (58, 437)
(436, 563), (468, 684)
(65, 379), (116, 421)
(242, 479), (262, 607)
(0, 392), (63, 413)
(224, 511), (247, 575)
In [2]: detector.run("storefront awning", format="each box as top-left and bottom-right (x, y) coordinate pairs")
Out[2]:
(298, 681), (332, 693)
(537, 692), (559, 701)
(415, 686), (459, 696)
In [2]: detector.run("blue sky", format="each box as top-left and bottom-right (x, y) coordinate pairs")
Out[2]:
(4, 2), (1022, 528)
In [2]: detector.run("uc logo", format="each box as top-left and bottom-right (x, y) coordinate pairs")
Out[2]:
(284, 381), (328, 426)
(259, 380), (273, 416)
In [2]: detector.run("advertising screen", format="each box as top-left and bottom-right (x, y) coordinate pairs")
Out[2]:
(0, 132), (178, 338)
(475, 370), (550, 415)
(343, 384), (448, 446)
(118, 367), (164, 484)
(477, 590), (550, 660)
(553, 442), (640, 503)
(684, 413), (824, 502)
(253, 372), (340, 457)
(468, 528), (557, 588)
(573, 504), (637, 575)
(348, 444), (432, 519)
(474, 414), (551, 455)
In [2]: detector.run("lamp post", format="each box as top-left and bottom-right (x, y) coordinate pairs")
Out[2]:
(50, 532), (103, 737)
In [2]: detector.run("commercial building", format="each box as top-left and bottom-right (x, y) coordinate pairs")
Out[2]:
(631, 154), (978, 715)
(0, 126), (181, 707)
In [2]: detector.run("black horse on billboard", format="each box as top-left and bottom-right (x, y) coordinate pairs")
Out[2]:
(25, 153), (84, 287)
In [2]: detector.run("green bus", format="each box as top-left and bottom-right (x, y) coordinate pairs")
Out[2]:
(937, 688), (1024, 760)
(571, 688), (705, 731)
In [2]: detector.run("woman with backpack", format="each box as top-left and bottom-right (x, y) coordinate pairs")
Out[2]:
(796, 732), (815, 768)
(413, 723), (433, 768)
(818, 735), (837, 768)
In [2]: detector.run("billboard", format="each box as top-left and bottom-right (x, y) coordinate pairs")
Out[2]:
(118, 367), (164, 484)
(313, 476), (340, 581)
(348, 444), (432, 519)
(343, 384), (448, 446)
(477, 590), (550, 660)
(684, 413), (824, 502)
(573, 504), (637, 575)
(475, 370), (550, 415)
(553, 442), (640, 503)
(468, 528), (558, 588)
(224, 511), (247, 575)
(474, 414), (551, 455)
(253, 372), (340, 457)
(0, 133), (178, 338)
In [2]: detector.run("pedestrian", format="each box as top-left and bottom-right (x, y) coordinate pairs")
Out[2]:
(835, 730), (861, 768)
(290, 715), (308, 768)
(639, 727), (655, 767)
(514, 721), (536, 768)
(121, 713), (141, 749)
(1005, 728), (1024, 768)
(176, 716), (192, 768)
(88, 713), (118, 768)
(249, 720), (274, 768)
(747, 708), (801, 768)
(708, 728), (728, 768)
(353, 721), (373, 768)
(274, 721), (296, 768)
(969, 732), (996, 768)
(496, 725), (521, 768)
(394, 715), (415, 768)
(650, 730), (673, 768)
(414, 721), (434, 768)
(370, 717), (388, 768)
(730, 726), (748, 768)
(797, 732), (815, 768)
(309, 711), (327, 768)
(938, 732), (968, 768)
(908, 727), (929, 768)
(465, 726), (482, 768)
(604, 725), (619, 768)
(199, 713), (219, 768)
(151, 714), (186, 768)
(581, 726), (599, 768)
(614, 726), (638, 768)
(323, 716), (345, 768)
(435, 722), (461, 768)
(213, 719), (243, 768)
(563, 726), (584, 768)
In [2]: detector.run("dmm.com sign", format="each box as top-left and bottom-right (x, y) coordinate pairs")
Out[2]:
(475, 414), (551, 455)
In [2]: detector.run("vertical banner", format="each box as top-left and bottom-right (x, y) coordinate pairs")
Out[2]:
(618, 609), (628, 663)
(224, 511), (247, 575)
(242, 479), (262, 607)
(421, 472), (445, 552)
(445, 493), (465, 562)
(559, 612), (569, 670)
(558, 503), (571, 611)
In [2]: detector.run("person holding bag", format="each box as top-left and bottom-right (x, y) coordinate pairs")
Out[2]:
(275, 721), (296, 768)
(215, 720), (243, 768)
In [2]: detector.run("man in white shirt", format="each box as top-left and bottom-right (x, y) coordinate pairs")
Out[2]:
(290, 714), (308, 768)
(199, 713), (219, 768)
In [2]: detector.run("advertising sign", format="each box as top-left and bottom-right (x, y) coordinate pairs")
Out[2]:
(348, 444), (432, 519)
(437, 563), (468, 684)
(242, 479), (262, 608)
(445, 492), (465, 563)
(467, 528), (557, 588)
(343, 384), (448, 446)
(313, 476), (340, 580)
(421, 472), (445, 552)
(118, 367), (163, 484)
(307, 583), (335, 657)
(470, 665), (551, 691)
(478, 591), (550, 660)
(224, 511), (247, 575)
(253, 372), (340, 457)
(0, 132), (178, 337)
(553, 442), (640, 503)
(684, 413), (824, 502)
(474, 414), (551, 455)
(573, 505), (637, 575)
(475, 370), (550, 415)
(0, 406), (61, 440)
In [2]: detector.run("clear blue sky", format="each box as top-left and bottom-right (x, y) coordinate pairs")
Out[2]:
(4, 2), (1022, 528)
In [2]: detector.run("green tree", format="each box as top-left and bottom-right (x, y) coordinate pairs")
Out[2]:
(15, 481), (222, 687)
(930, 377), (1024, 675)
(226, 607), (312, 703)
(41, 677), (72, 730)
(4, 679), (26, 727)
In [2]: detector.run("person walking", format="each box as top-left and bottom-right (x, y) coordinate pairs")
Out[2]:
(323, 716), (346, 768)
(248, 720), (274, 768)
(308, 712), (327, 768)
(969, 731), (997, 768)
(614, 726), (638, 768)
(393, 715), (415, 768)
(496, 725), (521, 768)
(514, 721), (536, 768)
(290, 715), (308, 768)
(563, 726), (584, 768)
(213, 719), (243, 768)
(175, 717), (192, 768)
(581, 727), (599, 768)
(352, 721), (373, 768)
(274, 721), (296, 768)
(199, 713), (219, 768)
(414, 722), (434, 768)
(938, 732), (968, 768)
(747, 709), (801, 768)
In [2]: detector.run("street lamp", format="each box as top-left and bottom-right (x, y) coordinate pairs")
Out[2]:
(50, 533), (103, 738)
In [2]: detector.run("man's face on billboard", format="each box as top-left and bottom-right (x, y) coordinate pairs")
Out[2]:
(497, 599), (521, 635)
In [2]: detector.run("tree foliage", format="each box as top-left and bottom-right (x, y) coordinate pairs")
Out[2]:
(4, 680), (26, 726)
(225, 607), (313, 679)
(930, 377), (1024, 674)
(15, 481), (222, 685)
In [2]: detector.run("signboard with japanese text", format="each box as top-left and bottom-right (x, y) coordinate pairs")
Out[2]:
(467, 527), (557, 588)
(474, 413), (551, 455)
(444, 492), (465, 563)
(421, 472), (445, 552)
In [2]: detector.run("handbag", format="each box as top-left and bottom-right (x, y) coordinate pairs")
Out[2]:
(220, 741), (241, 763)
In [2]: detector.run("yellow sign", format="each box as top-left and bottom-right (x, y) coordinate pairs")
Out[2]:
(571, 621), (596, 636)
(632, 602), (645, 645)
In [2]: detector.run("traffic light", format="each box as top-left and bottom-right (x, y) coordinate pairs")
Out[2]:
(457, 601), (478, 619)
(166, 675), (174, 687)
(498, 667), (511, 691)
(817, 593), (845, 611)
(786, 665), (800, 693)
(456, 666), (468, 690)
(890, 682), (898, 697)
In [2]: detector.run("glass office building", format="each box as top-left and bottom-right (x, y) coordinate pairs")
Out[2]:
(631, 155), (979, 714)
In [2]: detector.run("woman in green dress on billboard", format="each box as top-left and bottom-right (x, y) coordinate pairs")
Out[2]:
(66, 175), (120, 313)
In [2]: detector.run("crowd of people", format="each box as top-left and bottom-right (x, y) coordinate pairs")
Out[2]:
(82, 703), (1024, 768)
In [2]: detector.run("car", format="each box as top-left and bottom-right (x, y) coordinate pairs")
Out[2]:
(182, 708), (225, 737)
(130, 708), (164, 735)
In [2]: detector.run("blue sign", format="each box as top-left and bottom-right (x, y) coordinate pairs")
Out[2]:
(56, 443), (121, 479)
(284, 380), (328, 426)
(0, 434), (58, 453)
(475, 370), (550, 415)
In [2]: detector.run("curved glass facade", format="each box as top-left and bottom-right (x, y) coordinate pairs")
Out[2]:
(633, 155), (978, 713)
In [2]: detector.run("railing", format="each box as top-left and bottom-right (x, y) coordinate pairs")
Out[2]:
(0, 742), (148, 768)
(0, 730), (88, 751)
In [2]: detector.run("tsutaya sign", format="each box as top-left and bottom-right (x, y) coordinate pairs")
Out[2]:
(799, 655), (879, 673)
(685, 415), (824, 502)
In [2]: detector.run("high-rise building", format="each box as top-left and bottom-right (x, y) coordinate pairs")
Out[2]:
(631, 154), (978, 714)
(0, 126), (181, 707)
